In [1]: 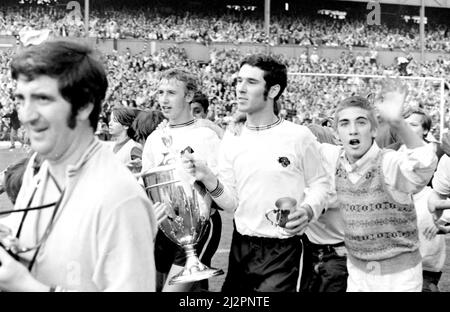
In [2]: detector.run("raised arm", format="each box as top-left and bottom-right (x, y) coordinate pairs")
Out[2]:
(375, 78), (423, 149)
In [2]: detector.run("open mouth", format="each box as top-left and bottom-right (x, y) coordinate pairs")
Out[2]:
(349, 139), (360, 146)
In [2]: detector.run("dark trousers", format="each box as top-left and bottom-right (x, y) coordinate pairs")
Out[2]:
(299, 236), (348, 292)
(222, 225), (302, 292)
(422, 270), (442, 292)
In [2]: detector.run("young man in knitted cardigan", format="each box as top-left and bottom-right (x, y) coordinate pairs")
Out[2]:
(332, 80), (437, 291)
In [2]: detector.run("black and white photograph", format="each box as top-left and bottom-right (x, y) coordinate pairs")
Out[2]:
(0, 0), (449, 300)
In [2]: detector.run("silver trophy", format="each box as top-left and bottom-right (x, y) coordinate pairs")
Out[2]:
(142, 164), (223, 284)
(265, 197), (297, 228)
(142, 127), (223, 284)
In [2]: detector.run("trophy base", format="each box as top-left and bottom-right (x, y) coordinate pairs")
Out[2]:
(169, 267), (224, 285)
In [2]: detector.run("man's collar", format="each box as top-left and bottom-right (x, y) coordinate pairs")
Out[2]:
(66, 137), (101, 176)
(35, 137), (101, 181)
(339, 141), (380, 172)
(168, 119), (196, 128)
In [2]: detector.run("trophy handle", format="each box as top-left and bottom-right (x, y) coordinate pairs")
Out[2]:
(265, 209), (279, 227)
(141, 164), (224, 284)
(265, 208), (291, 228)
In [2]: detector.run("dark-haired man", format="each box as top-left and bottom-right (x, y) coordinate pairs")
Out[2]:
(182, 54), (330, 292)
(0, 40), (157, 291)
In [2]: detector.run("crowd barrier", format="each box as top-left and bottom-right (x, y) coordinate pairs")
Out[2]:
(0, 35), (448, 66)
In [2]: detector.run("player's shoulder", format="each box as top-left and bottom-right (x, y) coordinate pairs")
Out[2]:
(192, 123), (221, 140)
(146, 128), (163, 142)
(279, 120), (315, 139)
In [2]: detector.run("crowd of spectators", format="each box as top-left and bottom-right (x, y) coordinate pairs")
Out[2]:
(0, 49), (15, 140)
(1, 2), (450, 140)
(0, 4), (449, 51)
(2, 42), (448, 142)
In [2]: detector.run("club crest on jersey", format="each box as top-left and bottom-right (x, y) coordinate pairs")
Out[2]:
(278, 156), (291, 168)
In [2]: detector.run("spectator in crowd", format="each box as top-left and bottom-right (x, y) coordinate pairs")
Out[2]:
(190, 91), (209, 119)
(2, 4), (450, 52)
(2, 103), (22, 149)
(95, 113), (111, 141)
(403, 109), (445, 160)
(190, 92), (225, 139)
(108, 106), (143, 172)
(2, 43), (449, 149)
(131, 109), (166, 146)
(396, 108), (447, 292)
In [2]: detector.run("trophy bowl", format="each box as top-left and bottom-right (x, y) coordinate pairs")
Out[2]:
(142, 164), (223, 285)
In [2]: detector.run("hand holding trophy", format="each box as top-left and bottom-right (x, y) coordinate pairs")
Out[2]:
(265, 197), (297, 228)
(142, 135), (223, 285)
(265, 197), (298, 237)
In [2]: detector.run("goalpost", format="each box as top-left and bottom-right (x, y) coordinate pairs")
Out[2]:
(287, 73), (447, 140)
